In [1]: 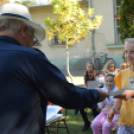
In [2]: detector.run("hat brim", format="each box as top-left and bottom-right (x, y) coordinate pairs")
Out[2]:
(0, 16), (45, 42)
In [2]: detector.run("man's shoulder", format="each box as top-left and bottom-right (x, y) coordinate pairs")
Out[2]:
(6, 44), (45, 58)
(17, 46), (44, 56)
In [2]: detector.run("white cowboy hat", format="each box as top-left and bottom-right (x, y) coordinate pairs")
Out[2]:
(0, 3), (45, 42)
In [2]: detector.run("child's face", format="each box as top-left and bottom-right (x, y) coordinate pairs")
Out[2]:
(108, 64), (115, 72)
(87, 64), (94, 72)
(105, 76), (115, 90)
(125, 43), (134, 65)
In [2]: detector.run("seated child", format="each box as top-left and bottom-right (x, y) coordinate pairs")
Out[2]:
(75, 62), (99, 132)
(119, 62), (129, 71)
(91, 74), (119, 134)
(96, 70), (105, 86)
(103, 60), (118, 76)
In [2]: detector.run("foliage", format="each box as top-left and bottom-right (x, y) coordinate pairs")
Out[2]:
(119, 0), (134, 43)
(44, 0), (103, 45)
(1, 0), (10, 4)
(122, 51), (126, 62)
(0, 0), (10, 8)
(15, 0), (37, 7)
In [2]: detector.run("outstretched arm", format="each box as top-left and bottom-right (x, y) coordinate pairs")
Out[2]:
(31, 52), (108, 109)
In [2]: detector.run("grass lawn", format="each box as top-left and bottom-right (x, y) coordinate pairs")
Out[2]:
(46, 77), (116, 134)
(46, 109), (116, 134)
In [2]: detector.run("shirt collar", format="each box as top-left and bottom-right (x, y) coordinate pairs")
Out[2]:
(0, 36), (22, 46)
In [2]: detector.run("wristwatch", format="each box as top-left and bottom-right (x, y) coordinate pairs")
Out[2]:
(112, 107), (118, 113)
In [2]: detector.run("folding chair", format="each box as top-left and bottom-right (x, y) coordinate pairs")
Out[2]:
(45, 116), (70, 134)
(45, 105), (70, 134)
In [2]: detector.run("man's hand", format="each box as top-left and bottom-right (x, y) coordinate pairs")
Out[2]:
(114, 90), (134, 100)
(96, 88), (109, 102)
(107, 108), (115, 123)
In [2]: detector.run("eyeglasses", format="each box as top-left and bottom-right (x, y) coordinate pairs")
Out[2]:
(33, 37), (38, 45)
(28, 26), (39, 45)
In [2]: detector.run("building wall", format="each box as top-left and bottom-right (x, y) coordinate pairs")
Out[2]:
(30, 0), (124, 70)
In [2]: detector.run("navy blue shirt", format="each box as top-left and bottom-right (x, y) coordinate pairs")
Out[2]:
(0, 36), (100, 134)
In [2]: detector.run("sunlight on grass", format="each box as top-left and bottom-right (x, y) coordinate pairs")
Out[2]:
(66, 76), (84, 85)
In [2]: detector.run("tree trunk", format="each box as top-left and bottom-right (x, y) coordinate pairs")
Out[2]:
(66, 44), (73, 83)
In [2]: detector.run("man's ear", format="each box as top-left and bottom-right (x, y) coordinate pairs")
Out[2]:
(20, 25), (27, 39)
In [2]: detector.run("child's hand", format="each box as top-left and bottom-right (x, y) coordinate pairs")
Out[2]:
(107, 108), (115, 123)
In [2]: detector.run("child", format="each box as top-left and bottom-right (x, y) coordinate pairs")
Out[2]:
(96, 70), (105, 86)
(119, 62), (129, 70)
(75, 62), (96, 115)
(91, 74), (119, 134)
(83, 62), (96, 88)
(103, 60), (118, 76)
(78, 62), (99, 131)
(107, 38), (134, 134)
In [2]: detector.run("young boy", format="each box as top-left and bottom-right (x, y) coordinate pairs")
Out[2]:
(107, 38), (134, 134)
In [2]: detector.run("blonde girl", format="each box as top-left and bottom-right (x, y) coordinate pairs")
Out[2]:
(103, 60), (117, 76)
(120, 62), (129, 70)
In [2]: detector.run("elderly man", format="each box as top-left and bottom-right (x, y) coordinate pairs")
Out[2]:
(0, 3), (108, 134)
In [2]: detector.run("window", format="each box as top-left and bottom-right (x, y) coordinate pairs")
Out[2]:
(114, 0), (122, 44)
(51, 36), (66, 45)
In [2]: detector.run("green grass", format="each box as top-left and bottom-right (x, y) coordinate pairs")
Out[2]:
(46, 108), (116, 134)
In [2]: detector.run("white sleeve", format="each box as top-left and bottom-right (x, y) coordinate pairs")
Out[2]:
(98, 101), (107, 109)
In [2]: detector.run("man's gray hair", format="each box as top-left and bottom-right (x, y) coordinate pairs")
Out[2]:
(0, 19), (26, 33)
(125, 38), (134, 45)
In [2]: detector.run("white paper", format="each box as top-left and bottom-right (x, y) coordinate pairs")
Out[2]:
(109, 88), (126, 96)
(46, 114), (63, 125)
(46, 106), (62, 125)
(87, 81), (99, 89)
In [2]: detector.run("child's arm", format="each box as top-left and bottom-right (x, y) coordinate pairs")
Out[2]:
(98, 101), (106, 109)
(83, 77), (88, 88)
(83, 84), (87, 88)
(107, 99), (122, 123)
(93, 70), (96, 80)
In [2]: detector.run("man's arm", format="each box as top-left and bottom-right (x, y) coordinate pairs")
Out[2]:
(30, 52), (108, 109)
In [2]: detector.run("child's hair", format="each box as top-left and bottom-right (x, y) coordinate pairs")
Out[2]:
(125, 38), (134, 45)
(96, 70), (104, 77)
(84, 62), (95, 83)
(120, 62), (129, 70)
(103, 60), (117, 74)
(105, 74), (115, 79)
(86, 62), (95, 71)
